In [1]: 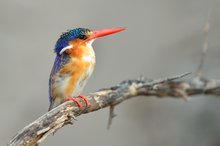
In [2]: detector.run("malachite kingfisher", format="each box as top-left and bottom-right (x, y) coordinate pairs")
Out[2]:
(49, 27), (125, 111)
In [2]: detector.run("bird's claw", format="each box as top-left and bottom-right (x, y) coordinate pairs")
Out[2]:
(66, 95), (90, 111)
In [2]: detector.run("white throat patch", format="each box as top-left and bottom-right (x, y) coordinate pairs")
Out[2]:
(83, 40), (95, 63)
(87, 39), (95, 48)
(83, 55), (93, 62)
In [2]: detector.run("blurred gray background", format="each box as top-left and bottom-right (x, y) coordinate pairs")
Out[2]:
(1, 0), (220, 146)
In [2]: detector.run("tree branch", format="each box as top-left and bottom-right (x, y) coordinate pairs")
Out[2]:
(8, 72), (220, 146)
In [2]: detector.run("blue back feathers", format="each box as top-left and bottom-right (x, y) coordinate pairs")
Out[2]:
(54, 28), (91, 54)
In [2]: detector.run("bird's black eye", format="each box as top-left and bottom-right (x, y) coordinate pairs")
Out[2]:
(78, 34), (87, 40)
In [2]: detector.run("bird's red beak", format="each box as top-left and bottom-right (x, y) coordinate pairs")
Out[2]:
(88, 27), (126, 41)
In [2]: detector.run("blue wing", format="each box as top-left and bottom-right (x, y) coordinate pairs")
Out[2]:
(49, 56), (61, 104)
(49, 55), (70, 103)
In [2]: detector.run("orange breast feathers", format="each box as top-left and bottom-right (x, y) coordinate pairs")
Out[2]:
(59, 39), (95, 97)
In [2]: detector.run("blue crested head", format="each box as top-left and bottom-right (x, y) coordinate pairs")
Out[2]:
(54, 28), (91, 55)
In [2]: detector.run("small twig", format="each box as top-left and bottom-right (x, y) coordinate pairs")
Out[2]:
(142, 72), (191, 87)
(107, 105), (117, 129)
(196, 9), (212, 78)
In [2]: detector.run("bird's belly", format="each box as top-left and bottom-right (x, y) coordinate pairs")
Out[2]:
(71, 64), (94, 96)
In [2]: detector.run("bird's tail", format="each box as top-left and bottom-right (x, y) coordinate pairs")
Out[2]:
(48, 98), (62, 111)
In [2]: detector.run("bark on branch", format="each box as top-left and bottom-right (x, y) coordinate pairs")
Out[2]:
(8, 72), (220, 146)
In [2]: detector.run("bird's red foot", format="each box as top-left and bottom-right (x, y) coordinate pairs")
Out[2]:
(78, 95), (90, 107)
(66, 95), (90, 110)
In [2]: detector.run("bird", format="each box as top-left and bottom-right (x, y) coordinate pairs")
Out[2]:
(48, 27), (125, 111)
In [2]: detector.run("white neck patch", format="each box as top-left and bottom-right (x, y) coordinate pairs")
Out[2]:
(59, 45), (72, 55)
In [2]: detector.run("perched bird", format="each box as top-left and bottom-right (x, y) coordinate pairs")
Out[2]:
(49, 27), (125, 110)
